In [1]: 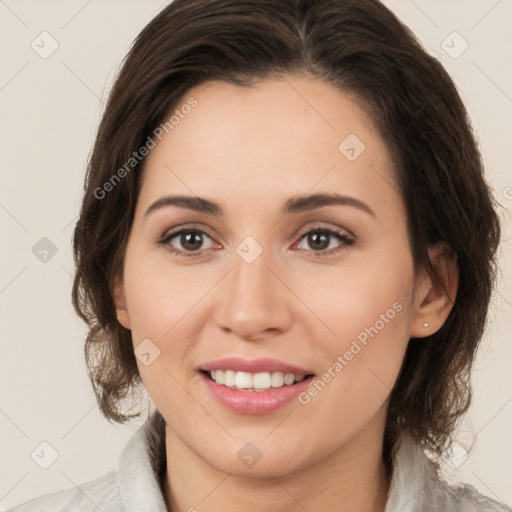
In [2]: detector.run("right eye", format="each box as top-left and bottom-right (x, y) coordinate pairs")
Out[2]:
(159, 228), (217, 257)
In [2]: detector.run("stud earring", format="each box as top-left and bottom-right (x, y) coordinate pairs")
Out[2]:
(423, 322), (429, 328)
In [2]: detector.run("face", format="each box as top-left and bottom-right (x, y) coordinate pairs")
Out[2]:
(115, 75), (439, 478)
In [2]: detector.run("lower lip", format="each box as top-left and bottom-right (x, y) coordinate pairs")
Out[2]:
(199, 371), (314, 414)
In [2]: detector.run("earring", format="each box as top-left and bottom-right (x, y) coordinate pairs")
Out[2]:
(423, 322), (429, 328)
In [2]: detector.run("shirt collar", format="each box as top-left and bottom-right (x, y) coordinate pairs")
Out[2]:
(117, 411), (439, 512)
(117, 411), (168, 512)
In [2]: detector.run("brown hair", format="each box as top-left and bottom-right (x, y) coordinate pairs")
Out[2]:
(72, 0), (501, 458)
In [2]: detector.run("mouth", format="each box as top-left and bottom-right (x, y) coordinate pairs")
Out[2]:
(200, 369), (315, 391)
(198, 357), (316, 414)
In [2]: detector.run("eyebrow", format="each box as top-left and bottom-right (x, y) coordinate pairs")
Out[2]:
(144, 193), (376, 218)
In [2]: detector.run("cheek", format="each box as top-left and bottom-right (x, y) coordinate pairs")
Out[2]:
(295, 247), (414, 393)
(294, 251), (412, 343)
(121, 249), (219, 402)
(123, 249), (206, 339)
(121, 255), (202, 412)
(292, 287), (411, 450)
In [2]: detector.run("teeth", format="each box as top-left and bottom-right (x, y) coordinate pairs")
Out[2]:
(253, 372), (271, 389)
(235, 371), (253, 389)
(284, 373), (295, 385)
(208, 370), (308, 390)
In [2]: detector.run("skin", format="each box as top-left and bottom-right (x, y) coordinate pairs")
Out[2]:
(114, 75), (458, 512)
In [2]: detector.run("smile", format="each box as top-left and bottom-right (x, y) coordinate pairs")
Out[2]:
(198, 357), (316, 414)
(206, 370), (310, 391)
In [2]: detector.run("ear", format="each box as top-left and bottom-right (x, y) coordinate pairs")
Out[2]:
(112, 273), (131, 330)
(410, 243), (458, 338)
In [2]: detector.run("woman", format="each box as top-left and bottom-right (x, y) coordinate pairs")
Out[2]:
(8, 0), (511, 510)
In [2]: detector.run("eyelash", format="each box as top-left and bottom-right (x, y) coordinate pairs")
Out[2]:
(158, 225), (355, 258)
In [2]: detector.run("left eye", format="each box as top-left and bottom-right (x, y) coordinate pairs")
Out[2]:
(295, 228), (354, 254)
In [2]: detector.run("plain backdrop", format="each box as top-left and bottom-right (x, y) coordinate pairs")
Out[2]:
(1, 0), (511, 509)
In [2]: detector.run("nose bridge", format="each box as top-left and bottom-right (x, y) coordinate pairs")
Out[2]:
(214, 238), (291, 340)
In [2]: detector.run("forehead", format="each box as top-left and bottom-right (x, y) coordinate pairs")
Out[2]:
(139, 76), (401, 220)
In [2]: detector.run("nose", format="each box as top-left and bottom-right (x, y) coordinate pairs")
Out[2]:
(213, 246), (293, 342)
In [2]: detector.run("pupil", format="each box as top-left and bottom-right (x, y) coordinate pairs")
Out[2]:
(309, 232), (329, 250)
(182, 231), (202, 251)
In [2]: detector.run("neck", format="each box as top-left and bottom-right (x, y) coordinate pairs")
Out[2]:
(163, 414), (390, 512)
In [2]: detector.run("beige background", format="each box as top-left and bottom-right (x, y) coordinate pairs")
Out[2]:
(1, 0), (511, 509)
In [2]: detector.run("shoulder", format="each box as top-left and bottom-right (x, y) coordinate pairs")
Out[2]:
(427, 476), (512, 512)
(6, 412), (168, 512)
(386, 436), (512, 512)
(6, 469), (122, 512)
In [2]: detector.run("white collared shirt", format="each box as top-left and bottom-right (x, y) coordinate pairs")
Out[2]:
(7, 412), (511, 512)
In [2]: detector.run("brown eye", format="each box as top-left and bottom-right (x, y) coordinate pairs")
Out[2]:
(178, 231), (205, 251)
(161, 229), (215, 255)
(296, 228), (354, 254)
(305, 231), (330, 251)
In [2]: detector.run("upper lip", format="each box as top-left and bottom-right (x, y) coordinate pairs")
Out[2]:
(200, 357), (314, 376)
